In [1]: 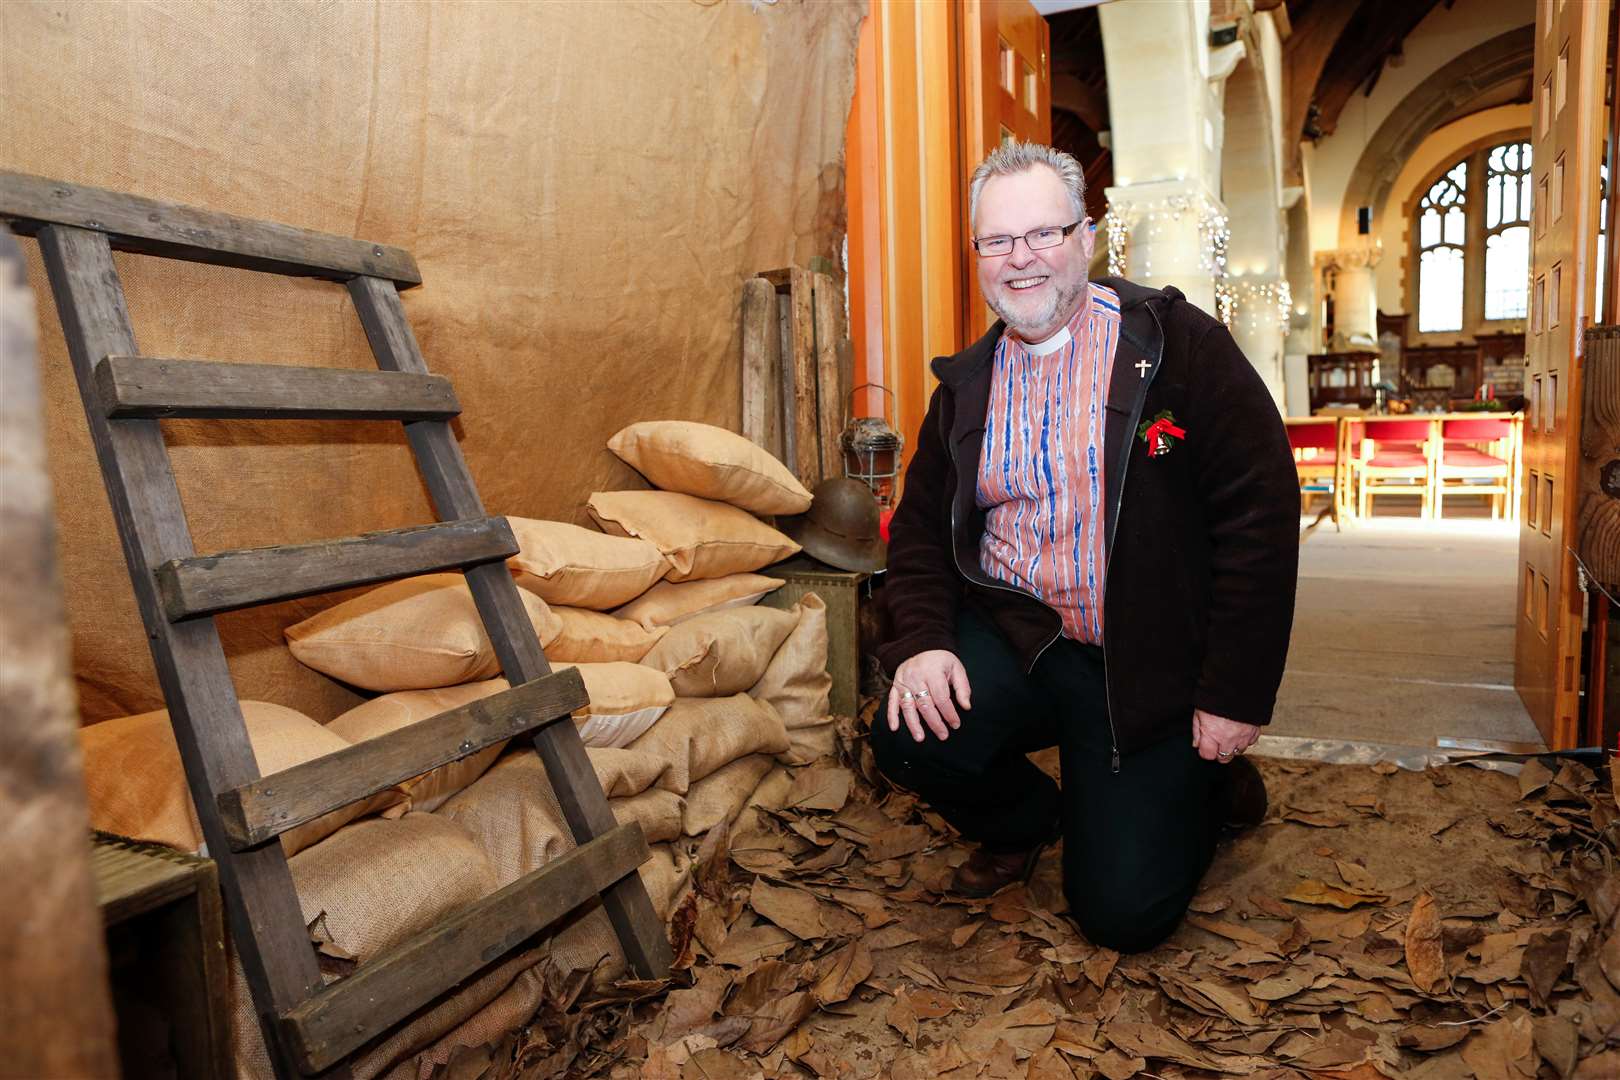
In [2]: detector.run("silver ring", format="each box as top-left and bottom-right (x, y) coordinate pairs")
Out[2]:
(1218, 750), (1233, 760)
(916, 689), (931, 699)
(901, 691), (915, 702)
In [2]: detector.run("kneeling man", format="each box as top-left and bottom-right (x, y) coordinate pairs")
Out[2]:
(873, 142), (1299, 954)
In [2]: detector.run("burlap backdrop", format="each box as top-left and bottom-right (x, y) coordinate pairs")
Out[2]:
(0, 0), (863, 724)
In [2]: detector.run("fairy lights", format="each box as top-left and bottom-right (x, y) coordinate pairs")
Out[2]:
(1101, 193), (1234, 326)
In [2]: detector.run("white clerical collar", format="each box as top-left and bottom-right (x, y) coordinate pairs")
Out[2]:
(1022, 326), (1071, 356)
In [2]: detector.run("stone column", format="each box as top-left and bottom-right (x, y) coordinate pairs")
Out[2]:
(1102, 179), (1227, 316)
(1317, 246), (1382, 350)
(1227, 273), (1289, 406)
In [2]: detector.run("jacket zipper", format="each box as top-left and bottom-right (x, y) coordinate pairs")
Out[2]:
(1098, 303), (1166, 774)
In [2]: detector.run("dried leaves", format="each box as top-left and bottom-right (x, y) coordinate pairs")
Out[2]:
(492, 736), (1618, 1080)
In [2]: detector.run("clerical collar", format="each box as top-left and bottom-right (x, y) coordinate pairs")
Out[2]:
(1010, 284), (1091, 356)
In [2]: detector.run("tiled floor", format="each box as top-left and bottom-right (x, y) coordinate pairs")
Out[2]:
(1266, 498), (1547, 751)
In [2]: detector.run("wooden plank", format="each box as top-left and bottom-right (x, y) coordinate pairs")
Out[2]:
(216, 668), (588, 850)
(155, 515), (518, 621)
(349, 276), (674, 982)
(91, 842), (202, 925)
(38, 225), (342, 1080)
(2, 171), (420, 287)
(741, 278), (782, 458)
(281, 823), (651, 1074)
(777, 267), (820, 487)
(97, 355), (459, 420)
(812, 271), (847, 486)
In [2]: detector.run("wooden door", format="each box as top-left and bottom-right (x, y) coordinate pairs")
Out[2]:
(960, 0), (1053, 342)
(1515, 0), (1611, 749)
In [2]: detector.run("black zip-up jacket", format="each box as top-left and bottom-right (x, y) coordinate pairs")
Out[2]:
(877, 277), (1300, 757)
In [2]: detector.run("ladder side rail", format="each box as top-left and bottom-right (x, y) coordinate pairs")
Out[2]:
(36, 225), (344, 1080)
(347, 276), (673, 978)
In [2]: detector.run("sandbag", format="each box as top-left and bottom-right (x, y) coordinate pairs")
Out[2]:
(555, 661), (674, 748)
(681, 753), (776, 837)
(506, 517), (670, 609)
(231, 812), (501, 1079)
(78, 701), (403, 856)
(284, 574), (560, 691)
(376, 966), (545, 1080)
(326, 681), (510, 813)
(606, 420), (812, 515)
(624, 694), (790, 794)
(749, 594), (835, 764)
(637, 605), (797, 697)
(612, 573), (784, 630)
(586, 490), (799, 582)
(546, 606), (666, 664)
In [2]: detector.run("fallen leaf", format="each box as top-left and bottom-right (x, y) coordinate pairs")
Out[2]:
(1284, 878), (1388, 909)
(1397, 1024), (1470, 1052)
(784, 766), (852, 812)
(812, 941), (873, 1006)
(1335, 859), (1380, 891)
(951, 919), (985, 948)
(1520, 928), (1569, 1009)
(749, 878), (824, 939)
(898, 958), (947, 991)
(1025, 1047), (1077, 1079)
(692, 821), (733, 902)
(864, 925), (922, 950)
(1372, 761), (1399, 775)
(1093, 1049), (1147, 1080)
(733, 989), (816, 1055)
(904, 987), (957, 1019)
(1459, 1012), (1537, 1080)
(710, 924), (795, 968)
(1531, 1015), (1578, 1077)
(681, 1047), (759, 1079)
(885, 992), (918, 1045)
(1283, 807), (1348, 828)
(1084, 948), (1119, 989)
(1188, 892), (1231, 914)
(659, 966), (735, 1041)
(1185, 913), (1283, 952)
(795, 839), (854, 874)
(864, 824), (932, 862)
(960, 1001), (1061, 1057)
(819, 887), (894, 929)
(1405, 892), (1446, 993)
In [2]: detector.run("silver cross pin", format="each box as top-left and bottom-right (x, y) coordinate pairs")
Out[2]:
(1135, 356), (1151, 378)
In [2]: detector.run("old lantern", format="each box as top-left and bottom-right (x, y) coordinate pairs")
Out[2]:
(840, 384), (903, 509)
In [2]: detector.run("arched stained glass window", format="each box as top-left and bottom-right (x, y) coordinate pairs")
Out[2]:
(1484, 142), (1532, 320)
(1417, 161), (1467, 332)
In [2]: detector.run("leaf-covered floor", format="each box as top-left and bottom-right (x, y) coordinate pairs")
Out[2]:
(441, 716), (1619, 1080)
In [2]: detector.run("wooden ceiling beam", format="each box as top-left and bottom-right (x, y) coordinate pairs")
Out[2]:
(1282, 0), (1360, 183)
(1311, 0), (1445, 140)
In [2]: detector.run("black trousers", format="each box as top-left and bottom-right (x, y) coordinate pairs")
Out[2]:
(870, 607), (1223, 954)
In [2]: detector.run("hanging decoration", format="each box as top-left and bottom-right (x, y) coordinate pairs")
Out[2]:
(1101, 194), (1234, 327)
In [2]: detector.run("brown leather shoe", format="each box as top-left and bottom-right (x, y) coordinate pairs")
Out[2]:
(1219, 755), (1268, 829)
(950, 844), (1047, 899)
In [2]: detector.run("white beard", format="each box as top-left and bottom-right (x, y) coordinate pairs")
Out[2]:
(988, 277), (1085, 341)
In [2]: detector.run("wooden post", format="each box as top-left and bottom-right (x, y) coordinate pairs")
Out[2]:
(741, 277), (782, 458)
(0, 225), (120, 1079)
(813, 271), (848, 486)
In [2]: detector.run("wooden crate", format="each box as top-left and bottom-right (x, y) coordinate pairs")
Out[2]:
(92, 835), (230, 1079)
(760, 557), (866, 718)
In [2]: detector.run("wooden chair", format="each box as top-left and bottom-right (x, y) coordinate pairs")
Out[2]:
(1286, 418), (1341, 525)
(1350, 418), (1436, 518)
(1435, 416), (1517, 519)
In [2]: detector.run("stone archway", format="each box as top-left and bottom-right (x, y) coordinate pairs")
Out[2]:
(1336, 26), (1536, 251)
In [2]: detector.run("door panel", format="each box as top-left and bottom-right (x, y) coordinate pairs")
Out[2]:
(960, 0), (1053, 342)
(1516, 0), (1610, 748)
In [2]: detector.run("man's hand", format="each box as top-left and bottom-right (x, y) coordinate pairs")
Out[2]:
(1191, 709), (1260, 763)
(887, 650), (972, 743)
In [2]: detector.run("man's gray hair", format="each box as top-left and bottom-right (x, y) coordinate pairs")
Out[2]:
(968, 141), (1087, 233)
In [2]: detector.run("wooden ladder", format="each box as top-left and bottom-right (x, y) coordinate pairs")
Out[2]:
(1, 172), (672, 1078)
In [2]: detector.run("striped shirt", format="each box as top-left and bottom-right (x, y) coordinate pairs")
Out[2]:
(976, 283), (1121, 644)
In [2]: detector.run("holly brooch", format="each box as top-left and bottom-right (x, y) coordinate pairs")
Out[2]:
(1137, 409), (1186, 458)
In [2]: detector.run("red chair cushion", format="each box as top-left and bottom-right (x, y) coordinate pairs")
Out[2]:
(1443, 419), (1512, 440)
(1366, 453), (1427, 469)
(1443, 449), (1506, 468)
(1295, 451), (1337, 467)
(1287, 424), (1337, 451)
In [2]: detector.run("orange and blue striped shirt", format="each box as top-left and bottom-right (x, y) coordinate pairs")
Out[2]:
(976, 283), (1121, 645)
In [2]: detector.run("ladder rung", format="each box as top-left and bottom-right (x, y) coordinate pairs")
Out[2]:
(97, 355), (460, 421)
(154, 516), (518, 621)
(280, 822), (650, 1074)
(216, 667), (588, 851)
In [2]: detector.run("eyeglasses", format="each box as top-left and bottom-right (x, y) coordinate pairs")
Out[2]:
(971, 221), (1082, 258)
